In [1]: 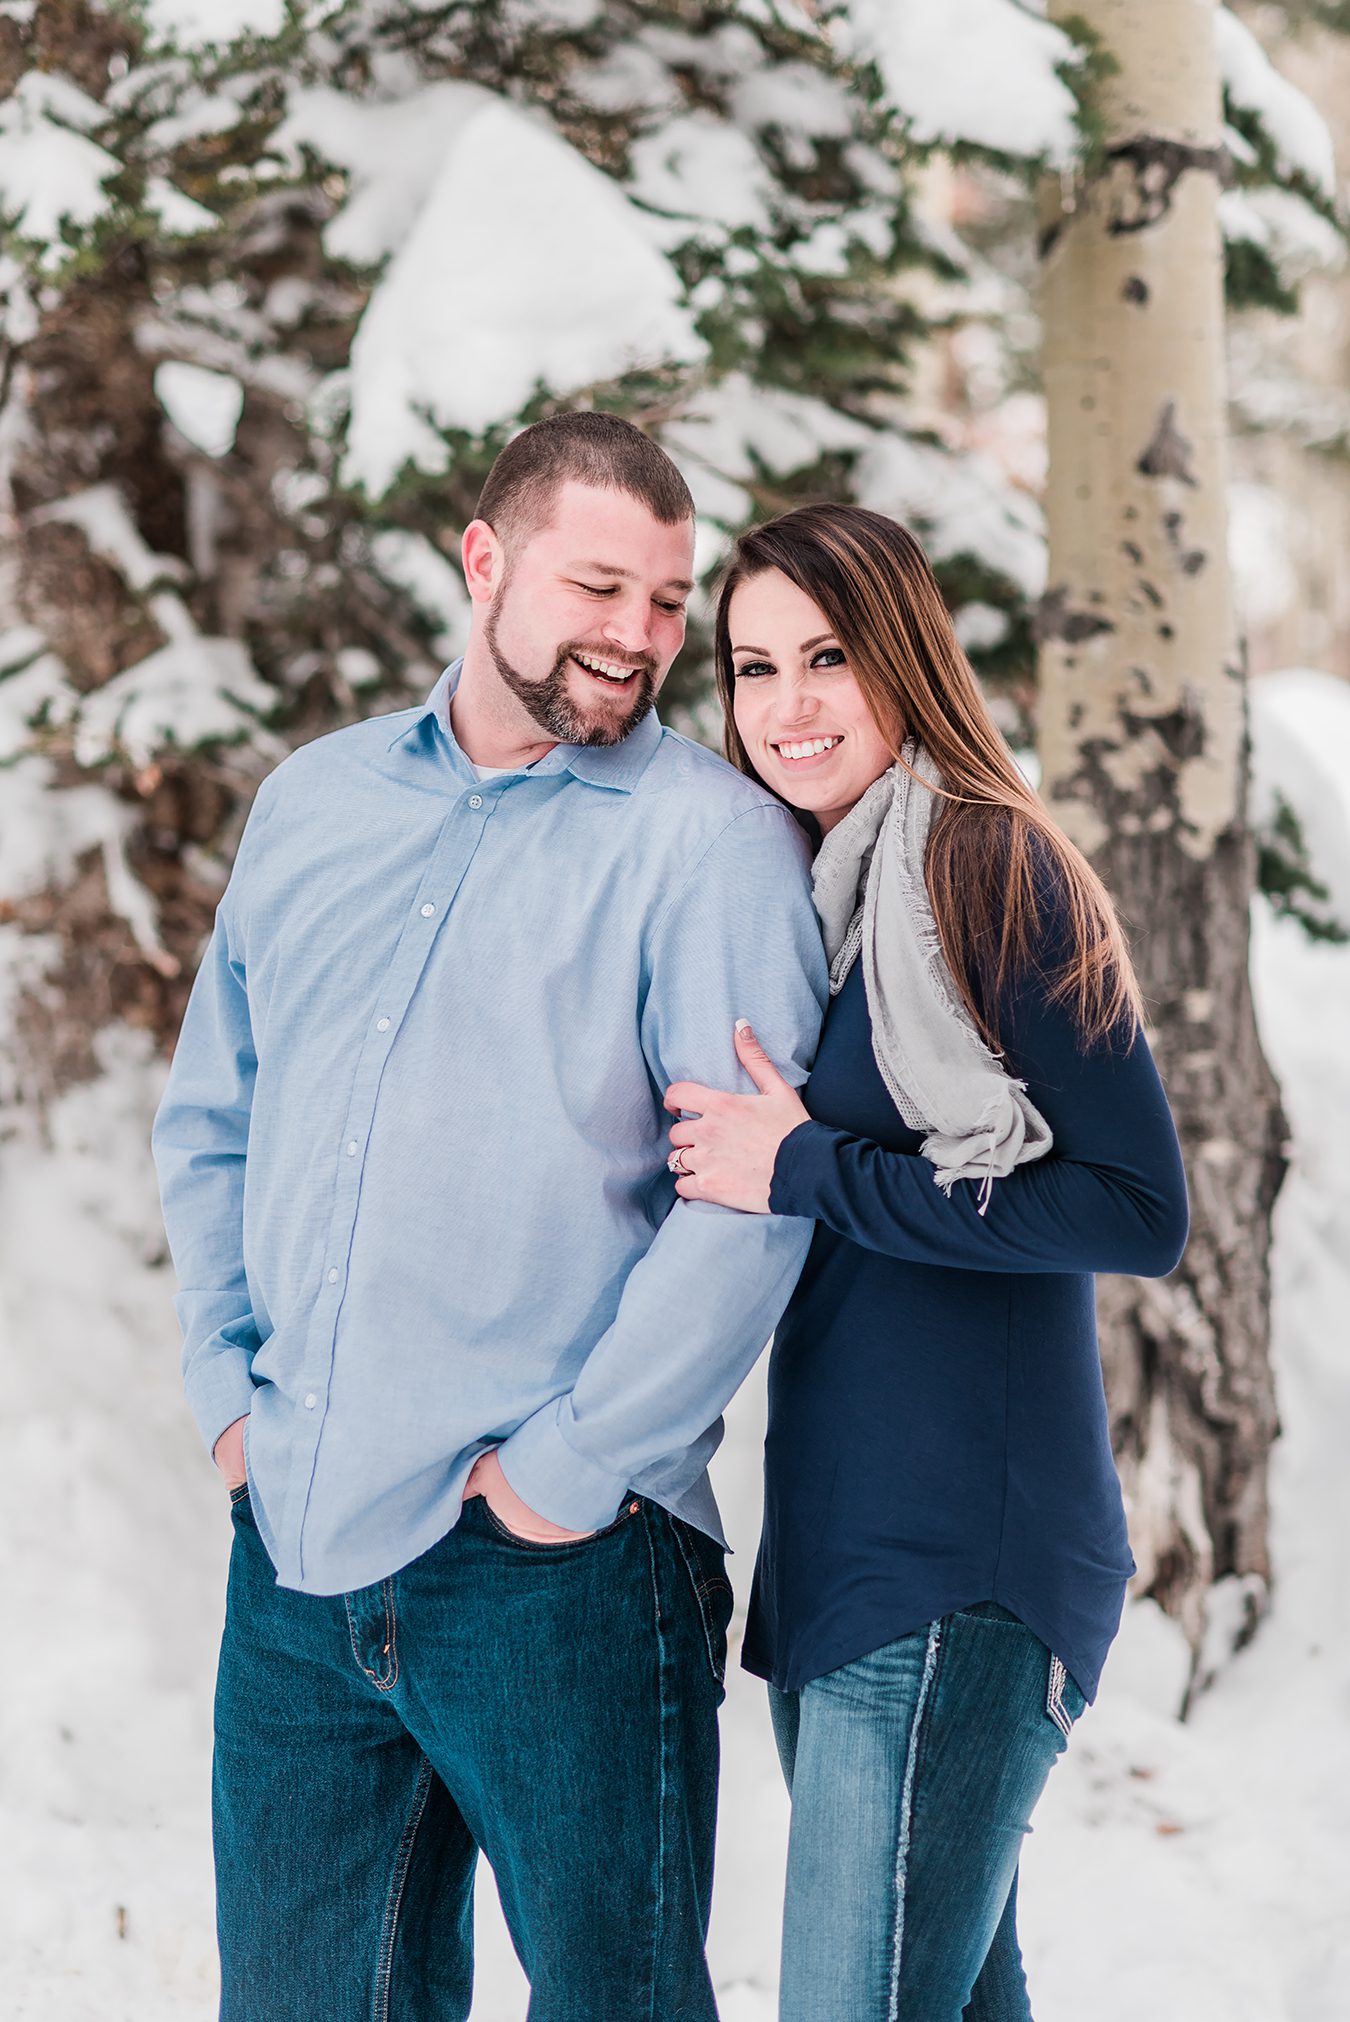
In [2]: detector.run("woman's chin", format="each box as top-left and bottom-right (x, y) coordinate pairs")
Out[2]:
(768, 768), (839, 816)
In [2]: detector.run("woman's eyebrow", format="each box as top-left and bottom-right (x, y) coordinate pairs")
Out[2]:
(732, 633), (837, 656)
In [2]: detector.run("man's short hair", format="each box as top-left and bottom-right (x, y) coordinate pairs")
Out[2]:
(475, 410), (695, 551)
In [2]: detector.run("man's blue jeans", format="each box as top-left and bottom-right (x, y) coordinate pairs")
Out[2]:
(768, 1603), (1086, 2022)
(215, 1482), (733, 2021)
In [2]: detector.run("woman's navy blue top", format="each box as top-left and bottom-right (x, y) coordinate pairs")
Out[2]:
(744, 892), (1189, 1703)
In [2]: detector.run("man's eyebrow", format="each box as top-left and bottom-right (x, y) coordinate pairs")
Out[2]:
(732, 632), (838, 656)
(569, 561), (695, 593)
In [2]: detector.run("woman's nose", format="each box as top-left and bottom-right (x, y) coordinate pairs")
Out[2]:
(776, 686), (820, 730)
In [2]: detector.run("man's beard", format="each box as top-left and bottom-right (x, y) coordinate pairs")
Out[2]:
(485, 592), (658, 748)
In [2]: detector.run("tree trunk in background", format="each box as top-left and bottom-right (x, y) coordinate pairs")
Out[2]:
(1038, 0), (1286, 1692)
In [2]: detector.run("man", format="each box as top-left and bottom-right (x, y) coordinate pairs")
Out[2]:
(153, 410), (826, 2021)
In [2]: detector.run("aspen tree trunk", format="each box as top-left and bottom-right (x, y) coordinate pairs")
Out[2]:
(1038, 0), (1286, 1688)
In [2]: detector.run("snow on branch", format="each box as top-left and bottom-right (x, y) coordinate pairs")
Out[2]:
(841, 0), (1083, 167)
(271, 80), (492, 268)
(342, 97), (706, 493)
(663, 375), (1046, 598)
(1216, 7), (1337, 202)
(154, 363), (245, 458)
(856, 433), (1047, 597)
(72, 635), (277, 769)
(0, 71), (121, 260)
(31, 487), (188, 595)
(143, 0), (289, 48)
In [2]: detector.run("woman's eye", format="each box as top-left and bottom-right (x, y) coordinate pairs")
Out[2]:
(812, 647), (847, 669)
(736, 661), (774, 680)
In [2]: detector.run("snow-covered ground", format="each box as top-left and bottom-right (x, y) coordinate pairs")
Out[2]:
(3, 673), (1349, 2020)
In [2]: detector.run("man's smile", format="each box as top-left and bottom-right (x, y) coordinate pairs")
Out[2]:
(571, 650), (645, 686)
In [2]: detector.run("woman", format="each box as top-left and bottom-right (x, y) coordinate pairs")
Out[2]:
(663, 504), (1188, 2020)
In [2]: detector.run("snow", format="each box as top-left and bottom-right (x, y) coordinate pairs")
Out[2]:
(0, 250), (39, 343)
(145, 0), (288, 46)
(843, 0), (1082, 167)
(953, 601), (1012, 653)
(3, 672), (1350, 2017)
(729, 63), (855, 143)
(72, 635), (276, 768)
(144, 83), (258, 153)
(629, 114), (777, 233)
(0, 755), (132, 902)
(570, 41), (681, 119)
(271, 80), (491, 268)
(1250, 670), (1350, 925)
(664, 374), (872, 526)
(368, 530), (471, 661)
(32, 485), (188, 595)
(154, 363), (245, 459)
(0, 70), (121, 254)
(0, 648), (73, 760)
(144, 178), (219, 240)
(1216, 6), (1337, 201)
(1228, 479), (1299, 633)
(1219, 185), (1345, 284)
(663, 378), (1047, 594)
(6, 69), (105, 134)
(856, 432), (1048, 596)
(342, 98), (706, 493)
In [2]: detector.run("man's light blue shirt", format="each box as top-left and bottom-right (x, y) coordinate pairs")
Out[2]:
(153, 664), (827, 1595)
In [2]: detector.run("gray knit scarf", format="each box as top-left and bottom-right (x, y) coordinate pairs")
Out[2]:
(811, 740), (1052, 1212)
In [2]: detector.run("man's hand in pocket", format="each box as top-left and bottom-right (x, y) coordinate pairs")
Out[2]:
(213, 1416), (249, 1492)
(463, 1449), (595, 1544)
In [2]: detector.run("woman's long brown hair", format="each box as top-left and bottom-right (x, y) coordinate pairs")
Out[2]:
(713, 503), (1143, 1052)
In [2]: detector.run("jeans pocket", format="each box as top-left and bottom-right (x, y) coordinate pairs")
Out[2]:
(671, 1517), (734, 1691)
(1045, 1652), (1086, 1740)
(476, 1493), (642, 1551)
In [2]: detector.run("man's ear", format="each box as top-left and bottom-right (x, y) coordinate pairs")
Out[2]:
(462, 519), (503, 605)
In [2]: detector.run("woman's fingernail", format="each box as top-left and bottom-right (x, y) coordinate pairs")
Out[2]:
(735, 1018), (751, 1035)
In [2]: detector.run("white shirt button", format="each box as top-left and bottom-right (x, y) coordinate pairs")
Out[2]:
(304, 1393), (317, 1409)
(468, 793), (484, 809)
(420, 902), (435, 917)
(345, 1140), (358, 1156)
(376, 1017), (390, 1032)
(326, 1267), (339, 1284)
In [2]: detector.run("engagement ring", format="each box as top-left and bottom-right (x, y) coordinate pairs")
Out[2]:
(667, 1149), (693, 1177)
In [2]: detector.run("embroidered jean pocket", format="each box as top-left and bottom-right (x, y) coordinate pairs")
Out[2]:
(671, 1517), (734, 1693)
(1046, 1653), (1086, 1740)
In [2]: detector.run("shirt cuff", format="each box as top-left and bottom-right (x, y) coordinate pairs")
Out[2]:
(184, 1346), (258, 1461)
(768, 1118), (841, 1219)
(495, 1400), (632, 1532)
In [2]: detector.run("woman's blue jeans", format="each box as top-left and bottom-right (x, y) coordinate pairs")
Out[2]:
(214, 1483), (733, 2021)
(768, 1603), (1085, 2022)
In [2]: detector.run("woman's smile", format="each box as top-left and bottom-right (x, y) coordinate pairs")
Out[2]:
(770, 733), (846, 768)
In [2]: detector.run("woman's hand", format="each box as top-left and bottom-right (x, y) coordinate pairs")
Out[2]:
(664, 1021), (810, 1213)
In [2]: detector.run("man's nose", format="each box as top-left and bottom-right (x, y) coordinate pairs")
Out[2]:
(601, 597), (656, 658)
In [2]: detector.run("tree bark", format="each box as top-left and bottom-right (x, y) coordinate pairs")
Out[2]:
(1038, 0), (1286, 1692)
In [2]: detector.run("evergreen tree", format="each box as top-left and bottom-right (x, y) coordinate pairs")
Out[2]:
(0, 0), (1040, 1100)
